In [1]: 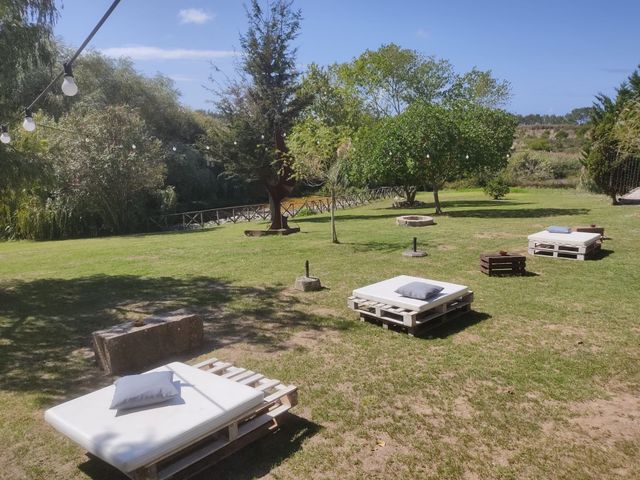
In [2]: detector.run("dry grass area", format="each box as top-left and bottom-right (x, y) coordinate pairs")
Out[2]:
(0, 188), (638, 479)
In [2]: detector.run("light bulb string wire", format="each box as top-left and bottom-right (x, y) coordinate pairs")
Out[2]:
(14, 0), (123, 121)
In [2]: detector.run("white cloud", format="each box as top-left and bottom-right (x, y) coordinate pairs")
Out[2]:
(416, 28), (431, 39)
(99, 46), (236, 61)
(178, 8), (214, 25)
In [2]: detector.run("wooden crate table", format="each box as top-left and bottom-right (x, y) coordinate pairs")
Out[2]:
(92, 310), (203, 375)
(480, 252), (526, 276)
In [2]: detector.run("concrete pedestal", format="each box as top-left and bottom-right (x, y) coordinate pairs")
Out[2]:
(402, 250), (427, 257)
(92, 310), (203, 375)
(294, 276), (322, 291)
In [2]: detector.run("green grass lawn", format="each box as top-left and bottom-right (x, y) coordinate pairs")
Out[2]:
(1, 188), (639, 479)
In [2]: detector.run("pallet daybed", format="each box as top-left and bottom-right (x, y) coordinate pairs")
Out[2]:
(348, 275), (473, 336)
(45, 359), (297, 480)
(527, 230), (601, 261)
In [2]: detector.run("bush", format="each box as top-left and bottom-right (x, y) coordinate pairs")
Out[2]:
(505, 152), (553, 184)
(483, 177), (510, 199)
(525, 137), (552, 151)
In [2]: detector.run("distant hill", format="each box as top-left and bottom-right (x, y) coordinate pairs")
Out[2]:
(516, 107), (591, 126)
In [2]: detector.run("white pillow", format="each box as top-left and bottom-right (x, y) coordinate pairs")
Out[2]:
(110, 371), (179, 410)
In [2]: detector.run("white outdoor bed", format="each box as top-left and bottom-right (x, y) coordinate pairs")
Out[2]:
(45, 359), (297, 479)
(348, 275), (473, 335)
(527, 230), (601, 260)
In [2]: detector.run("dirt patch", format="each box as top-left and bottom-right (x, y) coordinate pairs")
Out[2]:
(569, 391), (640, 444)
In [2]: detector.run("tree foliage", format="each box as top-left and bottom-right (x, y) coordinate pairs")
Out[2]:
(350, 102), (515, 213)
(46, 105), (166, 235)
(583, 67), (640, 203)
(288, 117), (351, 242)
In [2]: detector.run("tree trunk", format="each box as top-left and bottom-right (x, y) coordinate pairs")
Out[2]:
(330, 188), (339, 244)
(265, 131), (296, 230)
(403, 185), (417, 205)
(433, 187), (443, 214)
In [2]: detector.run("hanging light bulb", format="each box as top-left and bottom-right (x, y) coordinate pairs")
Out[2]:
(206, 145), (210, 150)
(22, 109), (36, 132)
(172, 146), (177, 152)
(0, 125), (10, 144)
(233, 140), (238, 146)
(506, 153), (510, 159)
(61, 63), (79, 97)
(131, 144), (137, 150)
(465, 154), (470, 159)
(260, 134), (265, 140)
(283, 132), (287, 137)
(426, 153), (430, 159)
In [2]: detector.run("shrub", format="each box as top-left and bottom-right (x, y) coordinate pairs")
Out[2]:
(483, 177), (510, 199)
(525, 137), (552, 151)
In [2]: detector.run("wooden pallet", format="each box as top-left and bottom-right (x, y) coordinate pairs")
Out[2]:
(130, 358), (297, 480)
(347, 291), (473, 336)
(480, 253), (526, 276)
(528, 239), (600, 261)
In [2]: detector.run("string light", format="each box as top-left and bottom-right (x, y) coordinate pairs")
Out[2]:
(22, 109), (36, 132)
(426, 153), (430, 159)
(0, 126), (10, 144)
(61, 63), (78, 97)
(131, 144), (136, 150)
(172, 146), (177, 152)
(1, 0), (122, 135)
(465, 154), (470, 159)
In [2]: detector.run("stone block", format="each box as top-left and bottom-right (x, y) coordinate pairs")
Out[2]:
(92, 310), (203, 375)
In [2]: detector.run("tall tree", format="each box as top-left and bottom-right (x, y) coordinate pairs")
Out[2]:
(215, 0), (309, 230)
(583, 67), (640, 203)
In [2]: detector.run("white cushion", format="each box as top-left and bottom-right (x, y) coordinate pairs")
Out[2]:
(528, 230), (600, 247)
(353, 275), (470, 313)
(45, 362), (264, 473)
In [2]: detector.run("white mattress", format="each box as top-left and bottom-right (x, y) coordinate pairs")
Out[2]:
(353, 275), (470, 313)
(528, 230), (600, 247)
(44, 362), (264, 473)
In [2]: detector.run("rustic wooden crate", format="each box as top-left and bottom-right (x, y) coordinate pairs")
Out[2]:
(480, 253), (526, 276)
(528, 239), (600, 261)
(129, 358), (297, 480)
(347, 291), (473, 336)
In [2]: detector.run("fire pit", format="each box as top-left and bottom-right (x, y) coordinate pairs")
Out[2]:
(396, 215), (435, 227)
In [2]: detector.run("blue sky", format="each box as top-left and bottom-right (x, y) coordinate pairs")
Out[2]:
(54, 0), (639, 115)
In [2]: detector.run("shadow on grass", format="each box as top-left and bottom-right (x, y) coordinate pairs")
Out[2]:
(78, 413), (320, 480)
(446, 207), (590, 219)
(422, 311), (491, 339)
(593, 248), (614, 260)
(0, 275), (346, 399)
(344, 240), (413, 253)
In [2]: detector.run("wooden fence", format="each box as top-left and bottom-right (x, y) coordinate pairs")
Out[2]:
(149, 187), (398, 230)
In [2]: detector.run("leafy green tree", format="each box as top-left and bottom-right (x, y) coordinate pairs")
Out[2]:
(583, 67), (640, 203)
(47, 105), (166, 234)
(351, 102), (515, 213)
(288, 118), (351, 243)
(445, 68), (511, 108)
(351, 115), (421, 205)
(338, 43), (453, 117)
(214, 0), (310, 230)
